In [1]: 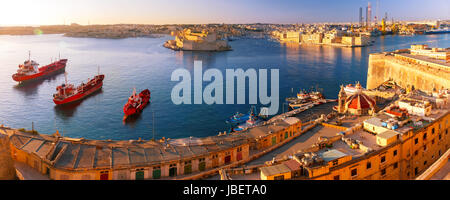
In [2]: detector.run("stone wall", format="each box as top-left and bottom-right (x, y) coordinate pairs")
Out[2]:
(0, 134), (16, 180)
(367, 53), (450, 92)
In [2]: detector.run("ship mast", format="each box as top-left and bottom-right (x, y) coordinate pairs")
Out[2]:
(64, 72), (68, 85)
(28, 51), (31, 61)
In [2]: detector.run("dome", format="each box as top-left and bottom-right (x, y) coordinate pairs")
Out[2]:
(337, 82), (377, 115)
(346, 93), (376, 110)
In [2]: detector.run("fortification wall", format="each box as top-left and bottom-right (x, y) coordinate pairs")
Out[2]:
(0, 134), (16, 180)
(367, 53), (450, 92)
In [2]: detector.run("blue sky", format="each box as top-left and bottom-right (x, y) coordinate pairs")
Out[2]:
(0, 0), (448, 25)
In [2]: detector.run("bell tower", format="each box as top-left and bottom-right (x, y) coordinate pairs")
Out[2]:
(338, 85), (347, 113)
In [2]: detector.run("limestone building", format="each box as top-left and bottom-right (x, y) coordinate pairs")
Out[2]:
(337, 83), (377, 115)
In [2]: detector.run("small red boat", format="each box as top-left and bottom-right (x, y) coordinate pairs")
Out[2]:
(12, 52), (67, 83)
(123, 88), (151, 120)
(53, 73), (105, 105)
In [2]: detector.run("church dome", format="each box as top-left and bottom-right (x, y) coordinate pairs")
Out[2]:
(337, 82), (377, 115)
(346, 93), (376, 110)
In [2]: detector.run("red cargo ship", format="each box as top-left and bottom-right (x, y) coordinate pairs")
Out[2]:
(123, 88), (151, 120)
(53, 73), (105, 105)
(12, 52), (67, 83)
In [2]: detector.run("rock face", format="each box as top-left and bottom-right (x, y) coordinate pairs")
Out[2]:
(367, 53), (450, 92)
(0, 134), (16, 180)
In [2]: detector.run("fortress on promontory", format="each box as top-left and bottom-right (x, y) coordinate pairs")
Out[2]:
(164, 29), (231, 51)
(367, 44), (449, 92)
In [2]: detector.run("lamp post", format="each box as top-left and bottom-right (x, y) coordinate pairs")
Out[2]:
(152, 110), (156, 141)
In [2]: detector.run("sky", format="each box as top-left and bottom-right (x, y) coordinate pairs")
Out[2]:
(0, 0), (449, 26)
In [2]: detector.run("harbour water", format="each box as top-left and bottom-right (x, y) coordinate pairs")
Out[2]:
(0, 34), (448, 140)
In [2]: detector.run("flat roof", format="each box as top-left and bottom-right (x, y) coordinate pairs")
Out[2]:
(345, 130), (383, 151)
(320, 149), (348, 162)
(377, 130), (399, 140)
(260, 164), (291, 177)
(364, 117), (384, 127)
(397, 53), (450, 68)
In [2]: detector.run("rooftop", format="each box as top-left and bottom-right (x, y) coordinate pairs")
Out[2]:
(6, 128), (248, 170)
(377, 130), (399, 140)
(398, 52), (450, 68)
(260, 163), (291, 177)
(319, 149), (348, 162)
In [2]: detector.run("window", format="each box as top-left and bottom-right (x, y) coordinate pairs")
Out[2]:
(333, 175), (340, 180)
(439, 134), (442, 140)
(381, 156), (386, 163)
(135, 168), (145, 180)
(423, 145), (427, 152)
(351, 168), (357, 177)
(152, 166), (161, 179)
(414, 150), (418, 156)
(169, 164), (177, 177)
(366, 162), (372, 169)
(184, 161), (192, 175)
(274, 175), (285, 180)
(381, 169), (386, 176)
(332, 160), (339, 166)
(431, 128), (435, 134)
(415, 167), (419, 176)
(198, 158), (206, 171)
(424, 161), (427, 166)
(414, 138), (418, 144)
(393, 150), (397, 157)
(432, 139), (435, 145)
(439, 150), (442, 156)
(423, 133), (427, 140)
(393, 162), (398, 169)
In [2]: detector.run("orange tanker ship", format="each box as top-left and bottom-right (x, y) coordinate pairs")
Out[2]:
(123, 88), (151, 120)
(12, 52), (67, 83)
(53, 73), (105, 105)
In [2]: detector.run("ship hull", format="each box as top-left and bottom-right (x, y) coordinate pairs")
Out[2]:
(123, 89), (151, 119)
(12, 59), (68, 82)
(53, 82), (103, 105)
(425, 30), (450, 34)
